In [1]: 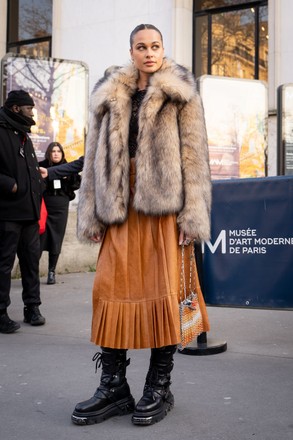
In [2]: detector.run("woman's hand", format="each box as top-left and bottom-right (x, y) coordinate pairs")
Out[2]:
(179, 229), (193, 246)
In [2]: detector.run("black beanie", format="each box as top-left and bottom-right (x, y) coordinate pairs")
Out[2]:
(4, 90), (35, 108)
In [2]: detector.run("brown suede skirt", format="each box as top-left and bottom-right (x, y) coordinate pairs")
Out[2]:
(91, 160), (210, 349)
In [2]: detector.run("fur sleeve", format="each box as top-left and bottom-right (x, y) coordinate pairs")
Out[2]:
(176, 93), (212, 242)
(77, 113), (106, 243)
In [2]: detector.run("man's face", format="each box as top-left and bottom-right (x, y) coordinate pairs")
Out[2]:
(12, 104), (35, 119)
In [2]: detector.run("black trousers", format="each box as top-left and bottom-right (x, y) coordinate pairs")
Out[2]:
(0, 221), (41, 310)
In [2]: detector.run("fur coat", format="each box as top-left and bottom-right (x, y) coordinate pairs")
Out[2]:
(77, 58), (211, 243)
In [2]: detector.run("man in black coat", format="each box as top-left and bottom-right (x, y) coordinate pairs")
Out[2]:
(0, 90), (46, 333)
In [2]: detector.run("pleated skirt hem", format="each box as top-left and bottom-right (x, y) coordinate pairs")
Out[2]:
(91, 293), (181, 349)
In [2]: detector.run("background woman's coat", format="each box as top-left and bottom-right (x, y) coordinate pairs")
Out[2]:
(39, 159), (80, 254)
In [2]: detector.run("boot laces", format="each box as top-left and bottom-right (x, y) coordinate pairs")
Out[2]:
(92, 352), (103, 373)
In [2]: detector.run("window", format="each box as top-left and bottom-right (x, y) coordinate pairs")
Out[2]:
(193, 0), (268, 81)
(7, 0), (52, 57)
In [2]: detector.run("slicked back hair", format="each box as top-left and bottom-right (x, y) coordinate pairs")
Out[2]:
(129, 24), (163, 48)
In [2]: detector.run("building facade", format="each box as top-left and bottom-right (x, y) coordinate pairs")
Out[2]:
(0, 0), (292, 272)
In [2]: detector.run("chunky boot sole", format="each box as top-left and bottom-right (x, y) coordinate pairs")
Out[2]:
(71, 395), (135, 425)
(132, 392), (174, 426)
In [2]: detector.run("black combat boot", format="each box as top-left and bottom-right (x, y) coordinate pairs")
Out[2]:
(71, 347), (135, 425)
(47, 253), (59, 284)
(132, 345), (177, 426)
(47, 271), (55, 285)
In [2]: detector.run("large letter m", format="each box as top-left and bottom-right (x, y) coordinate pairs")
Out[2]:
(202, 230), (226, 254)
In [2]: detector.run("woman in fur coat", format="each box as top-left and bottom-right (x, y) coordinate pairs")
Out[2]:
(72, 24), (212, 427)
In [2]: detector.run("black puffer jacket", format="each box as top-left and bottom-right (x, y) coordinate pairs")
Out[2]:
(0, 107), (43, 221)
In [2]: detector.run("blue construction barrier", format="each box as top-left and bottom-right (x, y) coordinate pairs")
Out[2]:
(203, 176), (293, 309)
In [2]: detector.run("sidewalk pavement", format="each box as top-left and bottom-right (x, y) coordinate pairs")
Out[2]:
(1, 272), (292, 440)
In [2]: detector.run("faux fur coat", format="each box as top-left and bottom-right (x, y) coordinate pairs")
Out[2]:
(77, 58), (211, 243)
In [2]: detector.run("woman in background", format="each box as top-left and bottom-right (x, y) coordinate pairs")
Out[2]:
(39, 142), (80, 284)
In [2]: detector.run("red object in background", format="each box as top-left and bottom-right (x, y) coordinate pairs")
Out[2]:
(39, 198), (48, 234)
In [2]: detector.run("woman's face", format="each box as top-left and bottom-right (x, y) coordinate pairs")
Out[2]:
(130, 29), (164, 75)
(50, 146), (63, 164)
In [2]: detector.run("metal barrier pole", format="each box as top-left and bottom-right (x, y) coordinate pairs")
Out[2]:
(178, 242), (227, 356)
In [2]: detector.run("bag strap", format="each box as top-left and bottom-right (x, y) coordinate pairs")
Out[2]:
(189, 245), (196, 294)
(180, 244), (196, 302)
